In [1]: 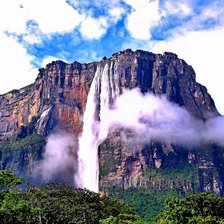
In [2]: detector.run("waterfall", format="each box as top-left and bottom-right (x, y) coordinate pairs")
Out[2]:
(75, 66), (100, 192)
(75, 61), (120, 192)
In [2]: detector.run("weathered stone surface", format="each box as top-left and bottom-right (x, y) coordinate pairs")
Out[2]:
(0, 49), (223, 195)
(0, 60), (97, 140)
(99, 130), (224, 195)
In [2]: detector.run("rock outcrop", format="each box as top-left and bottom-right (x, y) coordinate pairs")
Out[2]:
(0, 49), (223, 195)
(0, 60), (97, 140)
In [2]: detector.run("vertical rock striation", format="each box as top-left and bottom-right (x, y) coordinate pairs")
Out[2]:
(0, 60), (97, 140)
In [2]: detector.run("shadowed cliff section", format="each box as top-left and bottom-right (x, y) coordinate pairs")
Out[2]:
(0, 49), (223, 194)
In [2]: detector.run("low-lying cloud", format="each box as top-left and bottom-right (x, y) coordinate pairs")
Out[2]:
(99, 88), (224, 147)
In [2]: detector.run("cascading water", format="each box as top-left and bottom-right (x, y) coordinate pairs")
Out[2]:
(75, 61), (120, 192)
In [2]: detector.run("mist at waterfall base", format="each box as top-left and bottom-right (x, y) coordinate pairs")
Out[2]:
(35, 133), (77, 184)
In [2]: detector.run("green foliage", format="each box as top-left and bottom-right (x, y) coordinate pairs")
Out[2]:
(1, 133), (45, 153)
(145, 165), (198, 182)
(0, 134), (45, 172)
(114, 188), (179, 223)
(0, 170), (22, 189)
(25, 182), (134, 224)
(1, 171), (224, 224)
(0, 171), (137, 224)
(0, 170), (37, 224)
(0, 189), (38, 224)
(157, 192), (224, 223)
(100, 213), (148, 224)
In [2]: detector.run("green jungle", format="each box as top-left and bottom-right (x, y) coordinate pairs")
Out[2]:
(1, 170), (224, 224)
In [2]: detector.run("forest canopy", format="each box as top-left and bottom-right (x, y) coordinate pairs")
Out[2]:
(0, 170), (224, 224)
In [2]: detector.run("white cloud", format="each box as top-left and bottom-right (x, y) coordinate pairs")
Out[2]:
(201, 2), (224, 19)
(0, 33), (37, 94)
(109, 7), (125, 22)
(23, 33), (41, 44)
(124, 0), (160, 40)
(0, 0), (83, 36)
(80, 16), (108, 39)
(0, 0), (27, 34)
(68, 0), (125, 39)
(152, 27), (224, 114)
(97, 88), (224, 150)
(162, 1), (192, 17)
(19, 0), (83, 34)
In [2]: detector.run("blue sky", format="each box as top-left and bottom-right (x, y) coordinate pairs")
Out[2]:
(0, 0), (224, 113)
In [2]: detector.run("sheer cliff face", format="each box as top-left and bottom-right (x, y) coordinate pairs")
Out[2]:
(0, 61), (97, 140)
(0, 49), (222, 194)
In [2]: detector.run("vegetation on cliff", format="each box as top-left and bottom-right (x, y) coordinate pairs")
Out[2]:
(114, 188), (179, 223)
(0, 134), (45, 179)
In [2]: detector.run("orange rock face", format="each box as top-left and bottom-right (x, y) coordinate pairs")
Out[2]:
(0, 60), (97, 140)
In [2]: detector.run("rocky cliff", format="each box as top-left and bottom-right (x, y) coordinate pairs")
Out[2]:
(0, 49), (223, 195)
(0, 60), (97, 140)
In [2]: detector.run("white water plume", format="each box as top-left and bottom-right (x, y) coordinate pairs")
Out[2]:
(75, 62), (120, 192)
(75, 67), (100, 192)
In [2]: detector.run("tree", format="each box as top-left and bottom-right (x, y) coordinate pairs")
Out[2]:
(100, 213), (149, 224)
(157, 192), (224, 224)
(26, 182), (136, 224)
(0, 170), (38, 224)
(0, 170), (22, 190)
(0, 171), (146, 223)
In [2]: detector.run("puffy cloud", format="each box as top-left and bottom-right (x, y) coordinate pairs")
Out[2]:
(109, 7), (125, 23)
(124, 0), (160, 40)
(0, 0), (84, 36)
(0, 0), (27, 34)
(19, 0), (83, 34)
(80, 16), (108, 39)
(99, 88), (224, 147)
(201, 1), (224, 19)
(98, 89), (201, 146)
(0, 33), (37, 94)
(0, 0), (84, 94)
(162, 1), (192, 17)
(0, 1), (36, 94)
(68, 0), (125, 39)
(152, 27), (224, 114)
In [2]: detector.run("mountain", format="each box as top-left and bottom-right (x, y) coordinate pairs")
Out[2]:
(0, 49), (223, 196)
